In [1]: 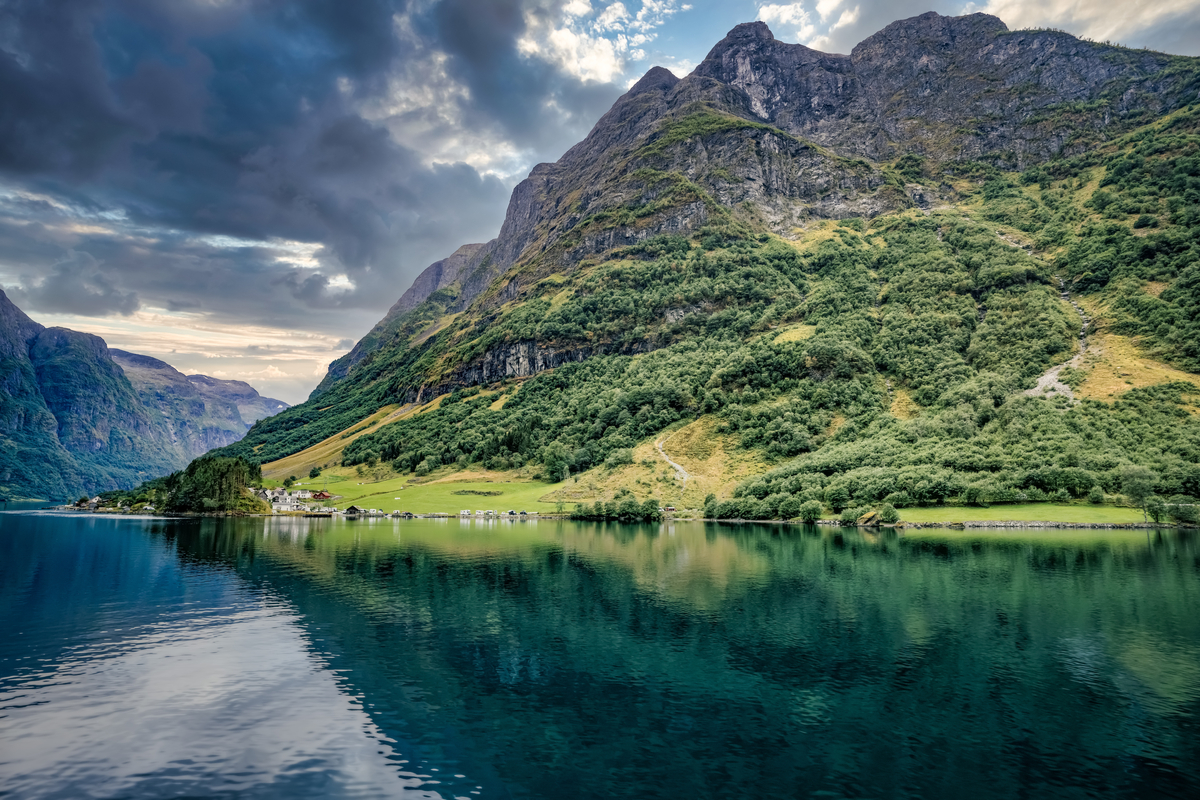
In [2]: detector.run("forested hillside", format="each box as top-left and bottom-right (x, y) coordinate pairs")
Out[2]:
(210, 12), (1200, 516)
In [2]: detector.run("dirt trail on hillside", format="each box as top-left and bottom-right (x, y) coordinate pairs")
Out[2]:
(656, 431), (689, 484)
(1026, 278), (1091, 400)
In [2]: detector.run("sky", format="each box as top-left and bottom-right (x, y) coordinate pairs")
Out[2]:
(2, 0), (1198, 404)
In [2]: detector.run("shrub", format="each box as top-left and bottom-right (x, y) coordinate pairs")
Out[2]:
(604, 448), (634, 469)
(1053, 488), (1071, 503)
(840, 507), (863, 525)
(1087, 485), (1105, 504)
(1133, 214), (1158, 229)
(1166, 496), (1198, 523)
(879, 503), (900, 523)
(308, 466), (322, 479)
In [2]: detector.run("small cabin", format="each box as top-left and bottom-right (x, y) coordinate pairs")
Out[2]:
(344, 505), (367, 515)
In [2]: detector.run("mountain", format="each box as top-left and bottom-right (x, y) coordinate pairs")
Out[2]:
(0, 291), (288, 499)
(109, 350), (289, 455)
(216, 12), (1200, 511)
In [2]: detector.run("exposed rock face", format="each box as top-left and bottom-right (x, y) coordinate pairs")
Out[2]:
(183, 373), (288, 424)
(412, 338), (654, 404)
(697, 13), (1187, 164)
(0, 291), (82, 498)
(0, 290), (287, 499)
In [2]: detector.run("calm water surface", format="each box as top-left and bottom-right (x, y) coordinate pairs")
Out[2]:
(1, 511), (1198, 799)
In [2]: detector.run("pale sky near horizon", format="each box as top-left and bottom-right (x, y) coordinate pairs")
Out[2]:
(2, 0), (1197, 404)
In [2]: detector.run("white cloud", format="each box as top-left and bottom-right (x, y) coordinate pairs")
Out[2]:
(815, 0), (843, 22)
(517, 1), (690, 85)
(757, 3), (816, 42)
(975, 0), (1199, 48)
(831, 5), (859, 31)
(563, 0), (594, 18)
(596, 2), (631, 31)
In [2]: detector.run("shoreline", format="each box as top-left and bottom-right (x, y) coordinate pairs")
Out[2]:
(19, 506), (1198, 530)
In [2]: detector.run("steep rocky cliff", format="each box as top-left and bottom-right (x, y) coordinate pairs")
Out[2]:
(0, 291), (287, 499)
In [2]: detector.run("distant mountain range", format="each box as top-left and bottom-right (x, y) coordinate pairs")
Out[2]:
(0, 290), (287, 499)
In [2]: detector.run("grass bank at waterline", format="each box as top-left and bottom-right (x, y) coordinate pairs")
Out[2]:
(886, 503), (1148, 525)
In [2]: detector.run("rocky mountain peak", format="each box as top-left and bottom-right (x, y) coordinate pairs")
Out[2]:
(626, 65), (680, 97)
(722, 21), (774, 42)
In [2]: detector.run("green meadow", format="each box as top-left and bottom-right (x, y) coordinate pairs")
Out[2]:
(887, 503), (1147, 524)
(321, 475), (565, 514)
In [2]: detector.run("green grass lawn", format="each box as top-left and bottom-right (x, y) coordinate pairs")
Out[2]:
(883, 503), (1146, 524)
(322, 475), (566, 514)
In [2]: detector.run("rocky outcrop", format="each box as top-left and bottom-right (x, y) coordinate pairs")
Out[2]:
(183, 374), (288, 424)
(27, 326), (180, 490)
(411, 338), (654, 404)
(358, 11), (1195, 353)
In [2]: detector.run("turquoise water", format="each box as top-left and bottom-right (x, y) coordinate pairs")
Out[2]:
(1, 513), (1198, 799)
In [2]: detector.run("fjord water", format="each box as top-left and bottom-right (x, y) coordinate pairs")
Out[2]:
(2, 514), (1198, 799)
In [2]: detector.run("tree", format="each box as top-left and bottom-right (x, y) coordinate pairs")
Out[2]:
(543, 442), (570, 482)
(283, 475), (296, 488)
(1121, 465), (1156, 522)
(1145, 495), (1165, 524)
(779, 495), (802, 520)
(309, 466), (322, 479)
(1087, 485), (1105, 504)
(879, 503), (900, 524)
(825, 486), (850, 512)
(798, 500), (823, 522)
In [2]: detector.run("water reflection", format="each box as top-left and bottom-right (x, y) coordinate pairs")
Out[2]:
(2, 514), (1199, 799)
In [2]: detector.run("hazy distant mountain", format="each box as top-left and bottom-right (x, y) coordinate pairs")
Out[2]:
(0, 290), (288, 499)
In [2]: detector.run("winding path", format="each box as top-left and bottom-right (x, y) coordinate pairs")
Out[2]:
(1025, 277), (1091, 400)
(656, 431), (688, 485)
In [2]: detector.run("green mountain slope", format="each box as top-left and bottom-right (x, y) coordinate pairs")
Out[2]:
(214, 13), (1200, 512)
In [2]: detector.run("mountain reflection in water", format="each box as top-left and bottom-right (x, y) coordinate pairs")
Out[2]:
(2, 513), (1198, 799)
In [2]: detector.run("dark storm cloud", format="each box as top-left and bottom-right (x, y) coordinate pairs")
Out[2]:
(421, 0), (622, 154)
(8, 249), (140, 317)
(0, 0), (623, 332)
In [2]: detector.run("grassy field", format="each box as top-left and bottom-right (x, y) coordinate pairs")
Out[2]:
(1072, 329), (1199, 408)
(319, 474), (566, 514)
(888, 503), (1146, 524)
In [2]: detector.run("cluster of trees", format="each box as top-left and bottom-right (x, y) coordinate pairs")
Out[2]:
(103, 456), (265, 513)
(731, 384), (1199, 512)
(571, 493), (662, 522)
